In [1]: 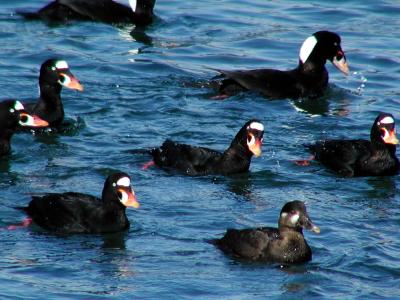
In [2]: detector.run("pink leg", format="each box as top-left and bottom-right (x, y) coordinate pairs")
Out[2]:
(293, 155), (315, 166)
(6, 218), (33, 230)
(142, 160), (155, 170)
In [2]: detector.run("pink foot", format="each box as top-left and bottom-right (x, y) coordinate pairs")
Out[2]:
(6, 218), (33, 230)
(142, 160), (155, 170)
(293, 155), (315, 166)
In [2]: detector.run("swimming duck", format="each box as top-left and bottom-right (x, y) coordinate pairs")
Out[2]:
(23, 59), (83, 128)
(19, 172), (140, 234)
(307, 112), (399, 177)
(212, 31), (349, 99)
(211, 201), (320, 264)
(150, 120), (264, 176)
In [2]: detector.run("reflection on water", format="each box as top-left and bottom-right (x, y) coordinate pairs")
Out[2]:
(102, 231), (127, 250)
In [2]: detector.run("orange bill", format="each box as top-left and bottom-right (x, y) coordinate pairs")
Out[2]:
(60, 73), (84, 91)
(118, 187), (140, 208)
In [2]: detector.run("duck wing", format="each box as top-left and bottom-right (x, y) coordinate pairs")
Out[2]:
(24, 192), (100, 233)
(212, 227), (278, 260)
(216, 68), (299, 98)
(307, 139), (371, 177)
(150, 139), (222, 175)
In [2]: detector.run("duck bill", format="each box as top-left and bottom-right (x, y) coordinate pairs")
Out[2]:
(332, 56), (349, 76)
(118, 187), (140, 208)
(19, 113), (49, 127)
(384, 130), (399, 145)
(304, 217), (320, 234)
(249, 139), (262, 157)
(60, 72), (84, 91)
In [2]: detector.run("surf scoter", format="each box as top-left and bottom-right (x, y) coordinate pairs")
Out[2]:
(150, 120), (264, 176)
(19, 0), (156, 26)
(211, 201), (320, 264)
(212, 31), (349, 99)
(307, 113), (399, 177)
(23, 59), (83, 128)
(19, 172), (140, 234)
(0, 100), (48, 156)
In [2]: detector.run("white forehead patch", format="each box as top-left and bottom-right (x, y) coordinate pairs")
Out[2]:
(117, 176), (130, 187)
(248, 122), (264, 131)
(129, 0), (137, 12)
(55, 60), (69, 70)
(299, 35), (318, 64)
(380, 116), (394, 124)
(14, 101), (24, 111)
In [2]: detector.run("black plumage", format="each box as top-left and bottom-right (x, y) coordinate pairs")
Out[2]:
(213, 31), (349, 99)
(150, 119), (264, 176)
(23, 59), (83, 128)
(19, 172), (140, 234)
(19, 0), (156, 26)
(211, 201), (320, 264)
(307, 113), (399, 177)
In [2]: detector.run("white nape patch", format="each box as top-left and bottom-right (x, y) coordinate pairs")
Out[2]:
(14, 101), (24, 111)
(129, 0), (137, 12)
(281, 212), (288, 218)
(249, 122), (264, 131)
(380, 116), (394, 124)
(117, 176), (131, 187)
(299, 35), (317, 64)
(290, 213), (300, 225)
(55, 60), (68, 70)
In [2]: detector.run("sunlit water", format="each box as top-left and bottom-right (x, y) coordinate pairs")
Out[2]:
(0, 0), (399, 298)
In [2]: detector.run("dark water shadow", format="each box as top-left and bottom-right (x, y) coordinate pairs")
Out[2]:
(101, 231), (128, 250)
(364, 176), (397, 200)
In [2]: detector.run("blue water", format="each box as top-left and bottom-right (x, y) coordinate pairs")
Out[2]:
(0, 0), (400, 298)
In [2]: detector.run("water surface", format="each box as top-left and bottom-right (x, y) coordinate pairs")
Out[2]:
(0, 0), (400, 299)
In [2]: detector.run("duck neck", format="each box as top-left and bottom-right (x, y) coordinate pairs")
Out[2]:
(278, 223), (303, 235)
(39, 83), (63, 108)
(298, 59), (327, 76)
(0, 124), (16, 155)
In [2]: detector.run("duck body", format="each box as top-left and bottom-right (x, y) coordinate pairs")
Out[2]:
(214, 227), (312, 263)
(150, 120), (264, 176)
(308, 113), (399, 177)
(216, 64), (329, 99)
(24, 192), (130, 234)
(19, 172), (140, 234)
(213, 31), (348, 99)
(151, 139), (252, 176)
(212, 201), (320, 264)
(308, 140), (399, 177)
(19, 0), (156, 26)
(24, 85), (65, 128)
